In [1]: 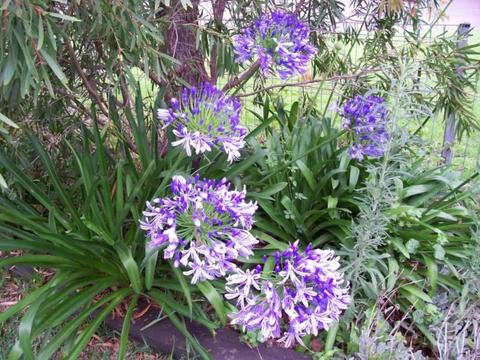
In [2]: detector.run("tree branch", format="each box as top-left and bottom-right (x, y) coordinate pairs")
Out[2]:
(235, 67), (379, 98)
(222, 60), (260, 92)
(65, 41), (109, 116)
(209, 0), (227, 85)
(120, 75), (131, 107)
(137, 61), (165, 87)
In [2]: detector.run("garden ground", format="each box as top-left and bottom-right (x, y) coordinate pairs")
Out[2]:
(0, 269), (168, 360)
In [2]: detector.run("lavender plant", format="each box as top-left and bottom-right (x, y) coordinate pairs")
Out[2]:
(352, 308), (426, 360)
(234, 10), (316, 80)
(225, 241), (350, 347)
(430, 290), (480, 360)
(141, 175), (258, 284)
(157, 83), (247, 162)
(342, 63), (426, 297)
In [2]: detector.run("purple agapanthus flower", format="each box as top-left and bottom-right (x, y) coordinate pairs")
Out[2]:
(157, 83), (247, 163)
(140, 175), (258, 284)
(225, 241), (350, 347)
(234, 11), (317, 80)
(340, 95), (389, 160)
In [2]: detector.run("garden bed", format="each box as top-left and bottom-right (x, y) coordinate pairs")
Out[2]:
(8, 265), (309, 360)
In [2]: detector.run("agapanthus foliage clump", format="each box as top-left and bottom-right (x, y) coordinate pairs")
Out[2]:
(225, 241), (350, 347)
(340, 95), (390, 160)
(141, 175), (258, 283)
(157, 83), (247, 162)
(234, 11), (317, 80)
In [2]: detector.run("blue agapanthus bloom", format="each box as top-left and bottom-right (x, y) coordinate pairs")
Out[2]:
(234, 11), (316, 80)
(157, 83), (247, 163)
(140, 175), (258, 284)
(225, 241), (350, 347)
(340, 95), (389, 160)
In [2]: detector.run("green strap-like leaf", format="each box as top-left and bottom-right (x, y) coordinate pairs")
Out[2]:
(36, 289), (130, 360)
(196, 281), (227, 326)
(64, 292), (128, 360)
(118, 295), (139, 360)
(0, 112), (18, 128)
(115, 242), (142, 294)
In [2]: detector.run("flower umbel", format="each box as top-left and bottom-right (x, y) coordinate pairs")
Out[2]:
(157, 83), (247, 163)
(234, 11), (316, 80)
(225, 241), (350, 347)
(340, 95), (389, 160)
(140, 175), (258, 283)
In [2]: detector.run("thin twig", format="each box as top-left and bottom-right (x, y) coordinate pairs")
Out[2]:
(65, 41), (109, 116)
(120, 75), (131, 107)
(222, 60), (260, 92)
(235, 67), (379, 98)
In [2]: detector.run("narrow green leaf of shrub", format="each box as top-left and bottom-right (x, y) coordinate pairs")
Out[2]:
(46, 12), (81, 22)
(170, 263), (193, 316)
(254, 219), (291, 242)
(296, 160), (316, 190)
(436, 274), (462, 291)
(245, 113), (274, 140)
(415, 323), (436, 344)
(349, 166), (360, 190)
(0, 153), (67, 226)
(144, 248), (159, 291)
(251, 230), (287, 251)
(398, 289), (426, 310)
(433, 243), (445, 260)
(162, 305), (212, 360)
(36, 290), (130, 360)
(115, 243), (142, 294)
(401, 284), (432, 303)
(29, 134), (83, 229)
(37, 16), (44, 50)
(7, 341), (22, 360)
(327, 196), (338, 218)
(148, 289), (216, 329)
(65, 292), (127, 360)
(257, 199), (296, 237)
(281, 196), (302, 223)
(249, 182), (287, 200)
(196, 281), (227, 325)
(39, 49), (67, 84)
(2, 52), (15, 86)
(116, 160), (156, 227)
(423, 256), (438, 293)
(386, 257), (399, 292)
(0, 172), (7, 189)
(389, 238), (410, 259)
(118, 295), (139, 360)
(83, 219), (115, 245)
(401, 183), (438, 199)
(35, 277), (119, 331)
(0, 112), (18, 128)
(262, 256), (275, 277)
(324, 321), (339, 352)
(18, 297), (43, 360)
(224, 150), (266, 179)
(0, 255), (71, 268)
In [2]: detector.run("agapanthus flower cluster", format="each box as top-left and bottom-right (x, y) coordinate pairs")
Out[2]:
(140, 175), (258, 284)
(157, 83), (247, 163)
(340, 95), (390, 160)
(225, 241), (350, 347)
(233, 11), (316, 80)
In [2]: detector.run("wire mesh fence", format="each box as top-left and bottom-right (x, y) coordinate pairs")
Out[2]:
(235, 19), (480, 176)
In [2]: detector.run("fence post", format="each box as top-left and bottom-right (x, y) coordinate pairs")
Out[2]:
(441, 23), (471, 164)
